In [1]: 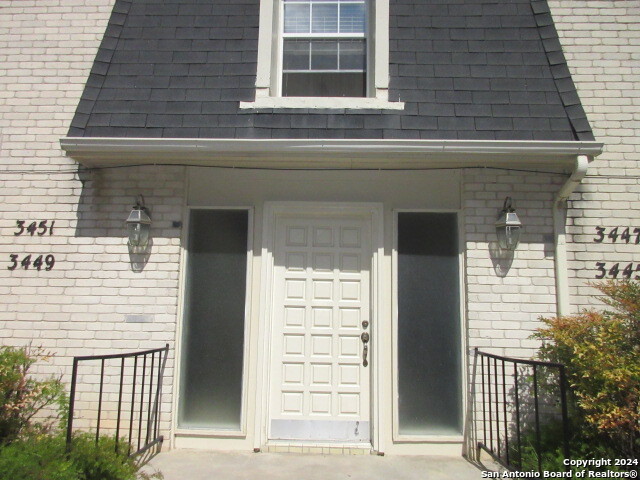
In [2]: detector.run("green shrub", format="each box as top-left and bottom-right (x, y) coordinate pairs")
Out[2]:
(0, 345), (66, 444)
(0, 432), (161, 480)
(533, 280), (640, 459)
(511, 419), (620, 473)
(69, 433), (139, 480)
(0, 434), (77, 480)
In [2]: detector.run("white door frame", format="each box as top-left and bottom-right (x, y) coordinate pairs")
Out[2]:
(256, 202), (384, 449)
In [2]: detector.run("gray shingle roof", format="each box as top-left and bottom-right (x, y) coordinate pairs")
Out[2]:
(67, 0), (594, 141)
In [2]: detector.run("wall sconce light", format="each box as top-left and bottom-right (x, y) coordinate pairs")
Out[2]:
(495, 197), (522, 251)
(125, 195), (151, 248)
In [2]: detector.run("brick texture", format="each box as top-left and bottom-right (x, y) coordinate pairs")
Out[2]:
(549, 1), (640, 308)
(0, 0), (181, 438)
(463, 170), (564, 358)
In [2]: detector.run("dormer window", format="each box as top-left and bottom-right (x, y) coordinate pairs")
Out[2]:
(243, 0), (404, 109)
(281, 0), (367, 97)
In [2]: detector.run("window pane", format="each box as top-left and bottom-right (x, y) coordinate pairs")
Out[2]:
(178, 210), (249, 430)
(397, 212), (462, 436)
(339, 3), (365, 33)
(282, 72), (365, 96)
(310, 40), (338, 70)
(312, 3), (338, 33)
(283, 40), (311, 70)
(284, 4), (310, 33)
(339, 40), (365, 70)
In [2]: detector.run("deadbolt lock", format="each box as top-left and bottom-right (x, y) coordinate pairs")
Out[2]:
(362, 320), (369, 328)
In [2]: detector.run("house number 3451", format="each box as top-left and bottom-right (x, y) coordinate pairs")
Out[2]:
(14, 220), (55, 236)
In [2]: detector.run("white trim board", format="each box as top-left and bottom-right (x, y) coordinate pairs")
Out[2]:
(60, 137), (603, 169)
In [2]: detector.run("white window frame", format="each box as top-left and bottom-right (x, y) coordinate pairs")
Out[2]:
(240, 0), (404, 110)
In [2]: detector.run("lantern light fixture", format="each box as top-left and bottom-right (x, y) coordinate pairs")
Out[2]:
(125, 195), (151, 248)
(495, 197), (522, 251)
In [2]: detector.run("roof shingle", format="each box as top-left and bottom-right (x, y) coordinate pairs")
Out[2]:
(67, 0), (594, 141)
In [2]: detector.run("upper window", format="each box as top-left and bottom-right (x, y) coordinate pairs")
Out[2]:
(281, 0), (367, 97)
(243, 0), (404, 109)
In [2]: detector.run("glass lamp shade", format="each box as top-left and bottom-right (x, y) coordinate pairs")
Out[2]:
(495, 211), (522, 251)
(125, 207), (151, 248)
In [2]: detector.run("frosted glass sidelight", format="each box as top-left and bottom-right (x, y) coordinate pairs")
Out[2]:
(178, 210), (249, 430)
(397, 212), (462, 435)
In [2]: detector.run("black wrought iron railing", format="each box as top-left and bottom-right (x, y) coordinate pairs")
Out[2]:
(66, 344), (169, 457)
(473, 348), (570, 473)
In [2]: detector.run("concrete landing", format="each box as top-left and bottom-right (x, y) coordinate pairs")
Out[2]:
(145, 450), (483, 480)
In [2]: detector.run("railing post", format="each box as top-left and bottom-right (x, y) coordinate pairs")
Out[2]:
(559, 365), (571, 470)
(532, 364), (542, 473)
(487, 354), (493, 454)
(96, 358), (105, 445)
(66, 357), (79, 452)
(480, 349), (487, 450)
(146, 352), (155, 444)
(128, 355), (138, 455)
(494, 358), (500, 459)
(138, 354), (147, 452)
(115, 357), (125, 453)
(502, 359), (509, 466)
(514, 362), (522, 470)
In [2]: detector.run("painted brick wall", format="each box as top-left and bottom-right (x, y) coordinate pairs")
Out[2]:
(549, 0), (640, 308)
(0, 0), (184, 437)
(463, 169), (564, 358)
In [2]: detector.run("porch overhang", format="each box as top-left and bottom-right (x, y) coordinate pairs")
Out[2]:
(60, 138), (603, 171)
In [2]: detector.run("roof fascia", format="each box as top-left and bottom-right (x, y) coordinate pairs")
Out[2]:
(60, 137), (603, 169)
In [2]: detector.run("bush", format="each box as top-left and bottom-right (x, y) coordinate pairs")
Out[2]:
(0, 345), (66, 444)
(511, 419), (620, 473)
(533, 280), (640, 458)
(0, 434), (77, 480)
(69, 433), (140, 480)
(0, 432), (161, 480)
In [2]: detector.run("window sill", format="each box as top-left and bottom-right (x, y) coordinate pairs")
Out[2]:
(239, 97), (405, 110)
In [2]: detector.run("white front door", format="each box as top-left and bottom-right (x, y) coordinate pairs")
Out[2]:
(268, 210), (372, 443)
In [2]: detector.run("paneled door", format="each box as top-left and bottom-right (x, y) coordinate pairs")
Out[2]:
(268, 211), (372, 442)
